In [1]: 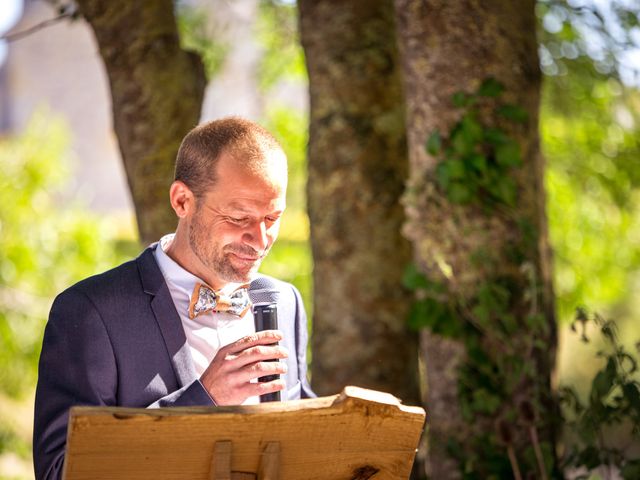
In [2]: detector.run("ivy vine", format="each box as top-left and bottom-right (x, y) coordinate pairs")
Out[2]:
(426, 77), (528, 208)
(406, 78), (555, 479)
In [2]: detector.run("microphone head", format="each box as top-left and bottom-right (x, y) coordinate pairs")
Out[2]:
(249, 276), (280, 304)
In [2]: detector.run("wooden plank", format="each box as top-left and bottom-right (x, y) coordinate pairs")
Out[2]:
(211, 441), (232, 480)
(63, 386), (426, 480)
(257, 442), (279, 480)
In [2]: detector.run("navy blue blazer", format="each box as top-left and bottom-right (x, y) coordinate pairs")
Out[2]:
(33, 245), (314, 480)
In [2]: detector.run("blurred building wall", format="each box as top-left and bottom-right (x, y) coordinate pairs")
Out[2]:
(3, 0), (130, 212)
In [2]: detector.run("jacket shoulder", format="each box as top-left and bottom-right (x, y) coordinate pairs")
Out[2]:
(66, 258), (140, 297)
(56, 246), (157, 306)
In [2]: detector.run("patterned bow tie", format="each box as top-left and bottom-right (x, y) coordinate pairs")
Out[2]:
(188, 283), (251, 319)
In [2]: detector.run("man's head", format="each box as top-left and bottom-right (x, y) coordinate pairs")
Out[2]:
(169, 117), (288, 288)
(174, 117), (286, 199)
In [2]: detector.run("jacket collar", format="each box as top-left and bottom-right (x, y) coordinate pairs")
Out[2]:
(136, 244), (198, 388)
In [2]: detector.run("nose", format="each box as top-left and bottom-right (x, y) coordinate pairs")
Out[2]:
(243, 220), (269, 253)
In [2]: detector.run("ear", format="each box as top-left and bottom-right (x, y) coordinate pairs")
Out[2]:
(169, 181), (196, 218)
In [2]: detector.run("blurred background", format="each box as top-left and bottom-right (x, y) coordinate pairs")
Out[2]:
(0, 0), (639, 478)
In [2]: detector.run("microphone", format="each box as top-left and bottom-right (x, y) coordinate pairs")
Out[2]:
(249, 277), (281, 402)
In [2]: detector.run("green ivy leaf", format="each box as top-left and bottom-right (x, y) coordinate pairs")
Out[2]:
(466, 342), (490, 366)
(408, 297), (452, 333)
(471, 303), (490, 327)
(447, 182), (473, 204)
(477, 77), (505, 97)
(447, 159), (467, 180)
(497, 104), (529, 124)
(426, 130), (442, 156)
(484, 127), (508, 146)
(492, 177), (517, 206)
(436, 162), (451, 190)
(622, 382), (640, 414)
(439, 314), (464, 338)
(402, 263), (429, 290)
(500, 314), (517, 335)
(452, 92), (469, 108)
(591, 357), (616, 400)
(467, 153), (488, 173)
(461, 114), (483, 144)
(451, 127), (474, 156)
(471, 389), (502, 414)
(407, 300), (430, 330)
(495, 141), (522, 167)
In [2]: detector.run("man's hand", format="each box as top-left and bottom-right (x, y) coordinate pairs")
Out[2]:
(200, 330), (288, 405)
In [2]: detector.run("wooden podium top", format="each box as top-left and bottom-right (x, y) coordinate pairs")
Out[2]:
(63, 386), (426, 480)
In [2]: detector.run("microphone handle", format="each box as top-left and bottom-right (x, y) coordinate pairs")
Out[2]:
(253, 303), (281, 402)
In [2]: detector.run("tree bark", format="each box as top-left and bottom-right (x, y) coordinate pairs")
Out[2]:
(394, 1), (557, 478)
(75, 0), (206, 244)
(299, 0), (420, 405)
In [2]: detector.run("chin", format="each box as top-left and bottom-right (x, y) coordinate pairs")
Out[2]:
(230, 258), (263, 279)
(223, 265), (259, 284)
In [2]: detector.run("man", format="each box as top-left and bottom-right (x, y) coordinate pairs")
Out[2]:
(33, 117), (314, 480)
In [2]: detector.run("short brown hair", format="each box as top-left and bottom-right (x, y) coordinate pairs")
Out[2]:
(175, 117), (283, 198)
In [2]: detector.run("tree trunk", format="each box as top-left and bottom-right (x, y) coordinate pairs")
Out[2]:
(75, 0), (206, 244)
(299, 0), (420, 405)
(394, 1), (557, 478)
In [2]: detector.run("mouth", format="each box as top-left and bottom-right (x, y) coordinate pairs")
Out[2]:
(228, 252), (262, 263)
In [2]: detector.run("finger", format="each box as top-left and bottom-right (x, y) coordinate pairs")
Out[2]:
(240, 360), (288, 383)
(221, 345), (288, 374)
(240, 378), (286, 398)
(239, 343), (288, 361)
(223, 330), (284, 355)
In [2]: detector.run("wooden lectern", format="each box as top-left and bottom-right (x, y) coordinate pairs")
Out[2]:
(62, 386), (426, 480)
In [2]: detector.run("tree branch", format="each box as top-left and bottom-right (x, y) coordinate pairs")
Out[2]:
(0, 10), (76, 43)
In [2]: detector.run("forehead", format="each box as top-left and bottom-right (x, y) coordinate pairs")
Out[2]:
(203, 149), (287, 210)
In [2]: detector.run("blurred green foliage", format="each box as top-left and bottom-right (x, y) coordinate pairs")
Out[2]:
(256, 0), (307, 92)
(176, 3), (228, 80)
(0, 111), (134, 463)
(539, 3), (640, 326)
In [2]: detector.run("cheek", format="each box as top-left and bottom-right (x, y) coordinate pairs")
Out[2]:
(194, 218), (238, 246)
(219, 225), (249, 246)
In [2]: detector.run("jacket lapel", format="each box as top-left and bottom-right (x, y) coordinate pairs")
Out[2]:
(137, 245), (197, 388)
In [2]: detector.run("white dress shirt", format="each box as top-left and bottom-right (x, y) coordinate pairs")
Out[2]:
(154, 234), (259, 405)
